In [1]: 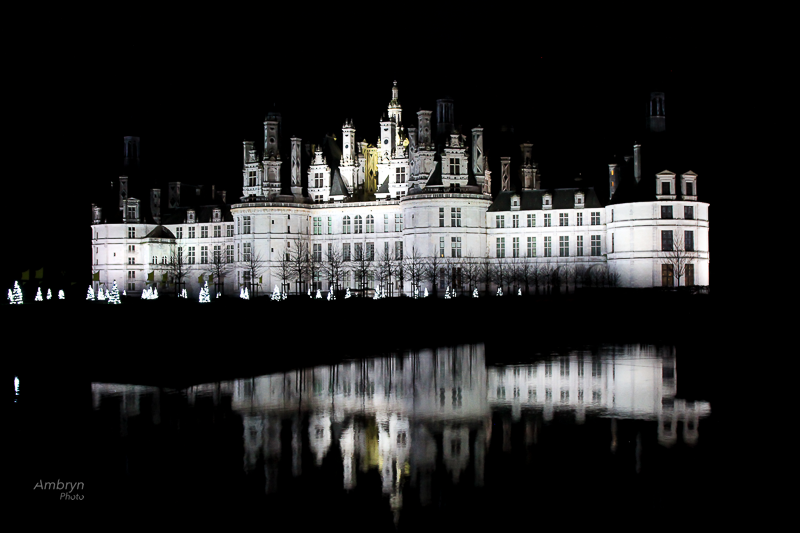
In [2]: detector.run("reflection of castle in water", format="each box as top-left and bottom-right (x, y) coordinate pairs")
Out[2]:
(91, 343), (710, 517)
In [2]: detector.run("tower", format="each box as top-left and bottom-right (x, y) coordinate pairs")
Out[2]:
(417, 110), (433, 148)
(307, 146), (331, 203)
(291, 137), (303, 201)
(242, 140), (260, 197)
(633, 142), (642, 183)
(520, 143), (539, 190)
(436, 98), (454, 137)
(150, 188), (161, 224)
(340, 120), (357, 194)
(122, 136), (140, 168)
(416, 110), (435, 186)
(647, 92), (665, 133)
(609, 163), (620, 200)
(387, 81), (403, 147)
(263, 111), (282, 200)
(380, 113), (396, 160)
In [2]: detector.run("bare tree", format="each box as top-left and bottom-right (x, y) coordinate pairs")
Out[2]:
(541, 261), (556, 295)
(376, 247), (394, 297)
(449, 256), (464, 295)
(288, 234), (309, 295)
(403, 246), (425, 298)
(322, 244), (345, 293)
(167, 243), (191, 296)
(205, 247), (231, 296)
(273, 244), (293, 295)
(392, 252), (405, 297)
(660, 232), (697, 287)
(351, 242), (373, 296)
(574, 264), (587, 291)
(530, 259), (543, 295)
(422, 253), (445, 298)
(493, 258), (510, 295)
(241, 246), (268, 297)
(517, 257), (532, 295)
(479, 253), (494, 297)
(462, 253), (479, 294)
(306, 243), (323, 294)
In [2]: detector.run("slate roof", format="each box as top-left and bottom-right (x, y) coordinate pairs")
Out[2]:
(144, 225), (176, 239)
(330, 167), (349, 197)
(424, 158), (443, 187)
(487, 187), (603, 212)
(377, 176), (390, 194)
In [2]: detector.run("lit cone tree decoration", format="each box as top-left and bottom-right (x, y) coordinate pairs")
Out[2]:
(58, 290), (65, 300)
(86, 286), (95, 301)
(181, 289), (188, 299)
(8, 288), (13, 303)
(216, 292), (220, 298)
(308, 288), (312, 298)
(373, 288), (380, 300)
(97, 287), (106, 301)
(108, 281), (121, 304)
(444, 286), (451, 299)
(199, 282), (210, 303)
(518, 288), (522, 296)
(327, 290), (333, 301)
(244, 288), (250, 300)
(47, 289), (52, 300)
(239, 287), (245, 299)
(345, 288), (352, 299)
(496, 287), (503, 297)
(35, 288), (43, 301)
(473, 288), (479, 298)
(272, 285), (281, 301)
(315, 289), (322, 299)
(13, 282), (23, 304)
(424, 288), (428, 298)
(153, 287), (159, 299)
(141, 287), (150, 300)
(123, 290), (127, 296)
(281, 289), (287, 300)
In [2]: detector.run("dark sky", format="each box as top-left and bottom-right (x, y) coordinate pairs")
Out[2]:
(6, 23), (725, 288)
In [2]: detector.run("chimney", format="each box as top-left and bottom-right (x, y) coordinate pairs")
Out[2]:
(520, 143), (534, 190)
(150, 188), (161, 224)
(118, 176), (128, 209)
(500, 157), (511, 192)
(92, 204), (102, 225)
(168, 182), (181, 208)
(609, 163), (620, 200)
(211, 184), (215, 200)
(633, 143), (642, 183)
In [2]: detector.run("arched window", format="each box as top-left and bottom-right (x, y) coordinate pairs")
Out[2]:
(343, 216), (351, 234)
(354, 215), (363, 234)
(366, 215), (374, 233)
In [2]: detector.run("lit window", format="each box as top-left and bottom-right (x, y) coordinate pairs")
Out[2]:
(451, 208), (461, 227)
(512, 237), (519, 258)
(189, 227), (195, 239)
(559, 236), (569, 257)
(366, 215), (374, 233)
(201, 226), (208, 238)
(560, 213), (568, 226)
(512, 214), (519, 228)
(527, 214), (535, 227)
(544, 214), (551, 227)
(544, 236), (551, 257)
(451, 237), (461, 258)
(527, 237), (536, 257)
(439, 237), (445, 258)
(496, 238), (505, 258)
(313, 217), (321, 235)
(591, 235), (601, 256)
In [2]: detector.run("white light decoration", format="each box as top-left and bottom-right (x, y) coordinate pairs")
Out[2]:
(518, 288), (522, 296)
(7, 288), (12, 303)
(244, 288), (250, 300)
(308, 288), (312, 298)
(272, 285), (281, 301)
(373, 289), (380, 300)
(86, 286), (95, 301)
(153, 287), (159, 299)
(34, 287), (43, 302)
(445, 286), (451, 299)
(58, 290), (65, 300)
(141, 287), (150, 300)
(98, 287), (106, 301)
(473, 288), (479, 298)
(239, 287), (245, 299)
(46, 288), (52, 300)
(12, 282), (24, 304)
(315, 289), (322, 299)
(181, 288), (188, 299)
(199, 281), (210, 303)
(327, 290), (334, 301)
(108, 281), (121, 304)
(497, 287), (503, 297)
(123, 290), (127, 296)
(216, 292), (221, 298)
(345, 288), (352, 299)
(424, 288), (428, 298)
(281, 290), (287, 300)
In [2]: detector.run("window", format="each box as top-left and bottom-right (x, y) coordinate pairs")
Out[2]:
(343, 216), (351, 234)
(128, 257), (135, 265)
(243, 243), (251, 262)
(354, 215), (363, 234)
(591, 235), (601, 256)
(214, 225), (221, 238)
(559, 213), (568, 226)
(395, 167), (405, 183)
(451, 208), (461, 227)
(661, 230), (673, 251)
(314, 172), (323, 188)
(661, 182), (670, 195)
(366, 242), (374, 261)
(313, 243), (322, 262)
(366, 215), (374, 233)
(496, 237), (505, 258)
(162, 256), (167, 264)
(127, 226), (135, 238)
(611, 209), (614, 222)
(577, 235), (584, 256)
(128, 245), (135, 252)
(686, 182), (694, 196)
(662, 264), (674, 287)
(685, 231), (694, 251)
(188, 246), (195, 264)
(439, 236), (445, 258)
(383, 214), (389, 232)
(512, 237), (519, 258)
(544, 236), (552, 257)
(248, 170), (256, 187)
(449, 157), (460, 175)
(496, 215), (504, 228)
(176, 227), (183, 239)
(527, 214), (535, 227)
(544, 213), (551, 227)
(661, 206), (673, 219)
(451, 237), (462, 258)
(213, 245), (221, 263)
(343, 243), (351, 262)
(189, 227), (195, 239)
(559, 236), (569, 257)
(576, 212), (583, 226)
(395, 214), (403, 231)
(527, 237), (536, 257)
(327, 216), (332, 234)
(152, 256), (157, 264)
(227, 225), (233, 237)
(591, 212), (600, 225)
(685, 206), (694, 220)
(315, 195), (322, 203)
(611, 233), (614, 252)
(685, 264), (695, 286)
(439, 208), (445, 227)
(313, 217), (321, 235)
(512, 214), (519, 228)
(226, 245), (233, 263)
(201, 246), (208, 263)
(201, 226), (208, 238)
(354, 243), (363, 261)
(243, 216), (251, 234)
(328, 243), (333, 260)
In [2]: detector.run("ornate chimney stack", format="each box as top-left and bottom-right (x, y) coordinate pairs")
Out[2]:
(500, 157), (511, 192)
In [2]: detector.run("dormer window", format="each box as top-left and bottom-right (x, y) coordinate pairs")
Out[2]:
(543, 193), (552, 209)
(511, 194), (520, 211)
(681, 171), (698, 200)
(574, 192), (585, 208)
(187, 210), (195, 223)
(656, 171), (677, 200)
(213, 208), (221, 222)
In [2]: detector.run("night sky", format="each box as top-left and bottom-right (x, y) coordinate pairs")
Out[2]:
(6, 24), (727, 291)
